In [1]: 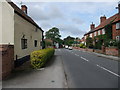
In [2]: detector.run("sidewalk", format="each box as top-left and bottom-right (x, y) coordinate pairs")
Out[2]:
(75, 49), (120, 61)
(2, 51), (67, 88)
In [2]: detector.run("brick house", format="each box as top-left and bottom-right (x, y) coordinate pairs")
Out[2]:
(84, 3), (120, 44)
(0, 1), (44, 79)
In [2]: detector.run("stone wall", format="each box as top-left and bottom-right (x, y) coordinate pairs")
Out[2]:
(0, 45), (14, 80)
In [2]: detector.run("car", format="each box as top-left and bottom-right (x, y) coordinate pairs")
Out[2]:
(68, 46), (73, 50)
(65, 45), (68, 49)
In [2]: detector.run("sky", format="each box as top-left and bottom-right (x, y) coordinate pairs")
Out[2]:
(11, 0), (119, 39)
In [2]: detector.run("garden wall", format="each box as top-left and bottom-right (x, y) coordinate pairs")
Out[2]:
(73, 47), (119, 57)
(105, 47), (119, 56)
(0, 45), (14, 80)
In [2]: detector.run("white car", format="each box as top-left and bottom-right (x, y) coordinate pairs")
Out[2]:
(65, 45), (68, 49)
(68, 46), (73, 50)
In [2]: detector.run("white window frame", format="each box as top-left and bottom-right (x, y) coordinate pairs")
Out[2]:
(116, 36), (120, 41)
(116, 22), (120, 30)
(94, 32), (96, 36)
(90, 33), (92, 37)
(98, 30), (101, 35)
(102, 28), (105, 34)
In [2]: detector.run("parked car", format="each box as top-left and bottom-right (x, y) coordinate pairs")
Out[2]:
(65, 45), (68, 49)
(68, 46), (73, 50)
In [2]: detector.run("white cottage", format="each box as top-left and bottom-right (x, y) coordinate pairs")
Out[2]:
(0, 1), (44, 78)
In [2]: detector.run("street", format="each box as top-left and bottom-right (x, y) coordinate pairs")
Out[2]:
(56, 49), (119, 88)
(2, 49), (119, 88)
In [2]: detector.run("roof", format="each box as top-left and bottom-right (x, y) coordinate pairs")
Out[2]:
(84, 13), (120, 36)
(8, 2), (44, 32)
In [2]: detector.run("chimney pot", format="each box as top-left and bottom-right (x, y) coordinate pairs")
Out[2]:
(90, 22), (95, 31)
(21, 5), (27, 14)
(100, 15), (106, 23)
(118, 2), (120, 14)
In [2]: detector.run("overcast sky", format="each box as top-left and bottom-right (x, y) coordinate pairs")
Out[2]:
(11, 0), (119, 39)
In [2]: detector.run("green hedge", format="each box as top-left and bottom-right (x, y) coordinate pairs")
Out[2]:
(30, 48), (55, 69)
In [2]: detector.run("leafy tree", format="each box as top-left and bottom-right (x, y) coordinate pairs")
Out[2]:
(63, 36), (75, 46)
(45, 27), (61, 44)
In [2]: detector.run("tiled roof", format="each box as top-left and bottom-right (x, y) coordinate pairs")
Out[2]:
(84, 13), (120, 36)
(8, 2), (44, 32)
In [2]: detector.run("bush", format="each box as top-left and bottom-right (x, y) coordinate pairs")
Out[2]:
(30, 48), (55, 69)
(79, 43), (86, 48)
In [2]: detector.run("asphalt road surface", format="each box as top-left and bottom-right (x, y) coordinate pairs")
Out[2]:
(56, 49), (119, 88)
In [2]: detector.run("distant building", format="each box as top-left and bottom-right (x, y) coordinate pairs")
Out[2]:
(0, 1), (44, 79)
(84, 3), (120, 44)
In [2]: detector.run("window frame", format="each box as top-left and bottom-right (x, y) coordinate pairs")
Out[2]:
(21, 39), (27, 49)
(102, 28), (105, 34)
(98, 30), (101, 35)
(94, 32), (96, 36)
(34, 40), (38, 47)
(116, 36), (120, 41)
(116, 22), (120, 30)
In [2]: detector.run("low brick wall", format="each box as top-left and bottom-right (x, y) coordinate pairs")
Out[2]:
(105, 47), (119, 56)
(0, 45), (14, 80)
(94, 49), (103, 54)
(86, 48), (94, 52)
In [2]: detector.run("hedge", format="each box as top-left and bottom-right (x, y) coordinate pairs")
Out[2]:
(30, 48), (55, 69)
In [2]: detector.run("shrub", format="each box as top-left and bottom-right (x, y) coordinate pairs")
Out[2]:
(30, 48), (55, 69)
(79, 43), (86, 48)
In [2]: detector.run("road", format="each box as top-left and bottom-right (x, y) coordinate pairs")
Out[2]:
(56, 49), (119, 88)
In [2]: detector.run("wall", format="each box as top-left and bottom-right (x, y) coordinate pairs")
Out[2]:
(0, 1), (14, 80)
(0, 45), (14, 79)
(14, 13), (42, 60)
(112, 23), (120, 40)
(0, 2), (14, 45)
(106, 47), (119, 56)
(0, 1), (2, 80)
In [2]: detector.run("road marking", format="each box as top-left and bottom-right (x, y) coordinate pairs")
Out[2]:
(80, 57), (89, 62)
(75, 54), (79, 56)
(96, 64), (120, 77)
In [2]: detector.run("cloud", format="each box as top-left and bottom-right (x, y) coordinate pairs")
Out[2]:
(12, 1), (118, 39)
(72, 18), (84, 24)
(26, 2), (64, 21)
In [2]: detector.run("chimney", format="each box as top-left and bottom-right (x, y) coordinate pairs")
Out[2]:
(118, 2), (120, 14)
(90, 22), (95, 31)
(21, 5), (27, 14)
(100, 15), (106, 23)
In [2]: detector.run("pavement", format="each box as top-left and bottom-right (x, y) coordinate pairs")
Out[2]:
(2, 51), (67, 88)
(74, 48), (120, 61)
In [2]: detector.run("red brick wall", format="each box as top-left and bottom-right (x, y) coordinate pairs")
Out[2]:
(86, 48), (94, 52)
(105, 47), (119, 56)
(0, 45), (14, 80)
(112, 23), (120, 40)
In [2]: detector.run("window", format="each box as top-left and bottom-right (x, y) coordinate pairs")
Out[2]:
(116, 22), (120, 30)
(94, 32), (96, 36)
(34, 40), (37, 47)
(98, 30), (101, 35)
(21, 39), (27, 49)
(102, 28), (105, 34)
(90, 33), (92, 37)
(116, 36), (120, 41)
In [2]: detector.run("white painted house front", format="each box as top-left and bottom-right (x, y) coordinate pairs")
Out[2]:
(0, 1), (44, 78)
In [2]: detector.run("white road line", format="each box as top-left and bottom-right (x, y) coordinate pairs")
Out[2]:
(81, 57), (89, 62)
(96, 64), (120, 77)
(74, 54), (79, 56)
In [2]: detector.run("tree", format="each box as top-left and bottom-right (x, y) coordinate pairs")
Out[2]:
(63, 36), (75, 46)
(45, 27), (61, 44)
